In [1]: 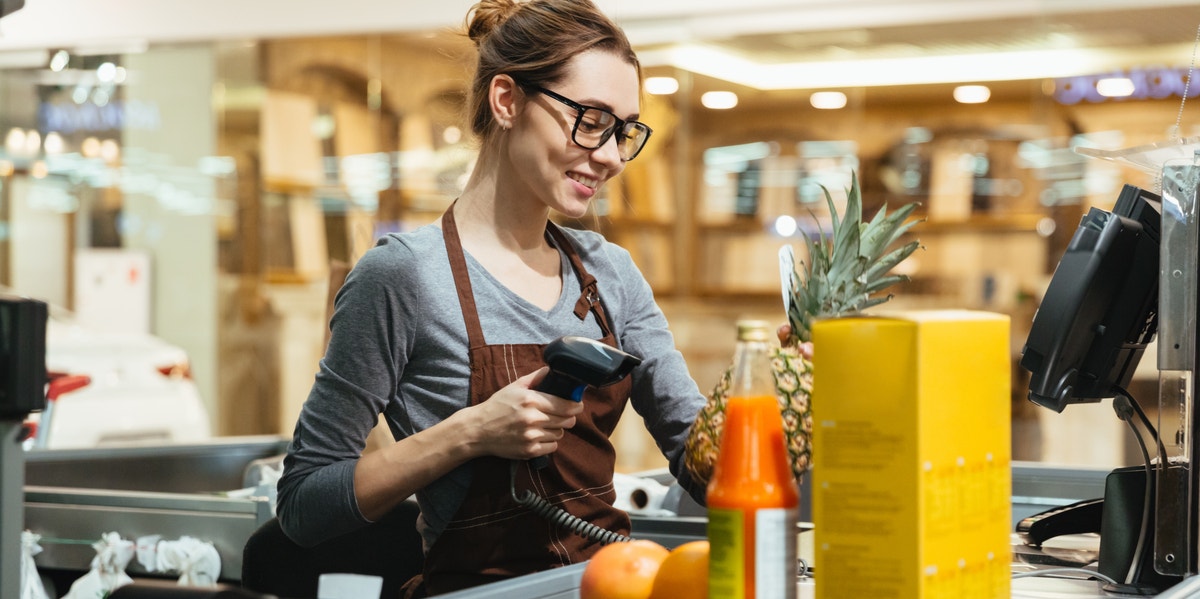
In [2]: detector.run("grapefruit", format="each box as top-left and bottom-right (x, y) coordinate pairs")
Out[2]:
(579, 539), (670, 599)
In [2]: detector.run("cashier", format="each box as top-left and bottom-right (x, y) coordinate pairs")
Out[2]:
(276, 0), (710, 595)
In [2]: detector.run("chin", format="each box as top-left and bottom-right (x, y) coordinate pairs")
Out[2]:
(554, 196), (594, 220)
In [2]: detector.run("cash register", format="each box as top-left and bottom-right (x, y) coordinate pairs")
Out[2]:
(1018, 179), (1186, 595)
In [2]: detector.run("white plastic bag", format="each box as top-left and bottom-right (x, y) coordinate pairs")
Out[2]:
(154, 536), (221, 586)
(20, 531), (50, 599)
(62, 532), (135, 599)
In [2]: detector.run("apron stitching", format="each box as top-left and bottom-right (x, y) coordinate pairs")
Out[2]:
(531, 465), (571, 564)
(442, 508), (539, 530)
(440, 481), (612, 531)
(445, 505), (527, 527)
(503, 343), (517, 383)
(535, 482), (614, 502)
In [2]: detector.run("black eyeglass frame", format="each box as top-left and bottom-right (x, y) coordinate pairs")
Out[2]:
(520, 83), (653, 162)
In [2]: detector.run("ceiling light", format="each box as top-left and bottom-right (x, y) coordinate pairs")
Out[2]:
(96, 62), (117, 83)
(810, 91), (847, 109)
(23, 130), (41, 155)
(643, 43), (1171, 91)
(645, 76), (679, 95)
(5, 128), (25, 155)
(774, 215), (798, 237)
(1096, 77), (1135, 98)
(100, 139), (120, 163)
(953, 85), (991, 104)
(701, 91), (738, 110)
(49, 50), (69, 72)
(81, 137), (101, 158)
(43, 132), (64, 155)
(92, 88), (110, 107)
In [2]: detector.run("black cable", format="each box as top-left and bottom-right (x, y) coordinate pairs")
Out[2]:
(1113, 393), (1154, 586)
(509, 460), (632, 546)
(1113, 384), (1168, 473)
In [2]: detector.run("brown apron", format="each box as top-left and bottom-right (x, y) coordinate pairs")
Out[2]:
(404, 208), (632, 597)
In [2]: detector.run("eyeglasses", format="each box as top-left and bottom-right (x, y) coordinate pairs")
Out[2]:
(522, 83), (653, 162)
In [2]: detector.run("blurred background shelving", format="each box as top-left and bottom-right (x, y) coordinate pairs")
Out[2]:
(0, 0), (1195, 470)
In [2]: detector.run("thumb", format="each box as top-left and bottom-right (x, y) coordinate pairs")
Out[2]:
(518, 366), (551, 390)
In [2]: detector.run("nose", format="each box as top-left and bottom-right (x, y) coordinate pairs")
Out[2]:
(591, 132), (624, 170)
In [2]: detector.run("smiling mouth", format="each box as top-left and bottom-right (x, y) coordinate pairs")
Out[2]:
(568, 172), (599, 189)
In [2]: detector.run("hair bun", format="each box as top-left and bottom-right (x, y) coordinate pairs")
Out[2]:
(466, 0), (522, 47)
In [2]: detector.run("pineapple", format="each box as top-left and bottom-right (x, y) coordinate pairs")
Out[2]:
(684, 172), (921, 486)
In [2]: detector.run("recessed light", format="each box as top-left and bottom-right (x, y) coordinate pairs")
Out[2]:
(701, 91), (738, 109)
(645, 76), (679, 95)
(810, 91), (847, 109)
(953, 85), (991, 104)
(1096, 77), (1134, 98)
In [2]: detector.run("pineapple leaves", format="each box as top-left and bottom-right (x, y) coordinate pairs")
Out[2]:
(862, 240), (921, 285)
(784, 171), (922, 345)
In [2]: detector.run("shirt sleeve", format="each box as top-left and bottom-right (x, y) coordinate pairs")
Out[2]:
(275, 241), (416, 547)
(600, 242), (710, 506)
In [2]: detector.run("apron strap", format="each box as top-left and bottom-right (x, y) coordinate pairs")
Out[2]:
(441, 205), (487, 349)
(545, 223), (614, 339)
(442, 205), (617, 344)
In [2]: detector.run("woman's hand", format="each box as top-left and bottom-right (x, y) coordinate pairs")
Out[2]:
(467, 367), (585, 461)
(353, 367), (582, 521)
(777, 324), (814, 360)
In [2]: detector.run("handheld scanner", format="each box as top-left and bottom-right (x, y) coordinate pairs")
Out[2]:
(535, 336), (642, 402)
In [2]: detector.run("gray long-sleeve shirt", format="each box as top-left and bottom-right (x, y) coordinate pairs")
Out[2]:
(276, 223), (707, 550)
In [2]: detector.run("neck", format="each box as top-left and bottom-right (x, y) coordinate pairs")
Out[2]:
(455, 151), (551, 252)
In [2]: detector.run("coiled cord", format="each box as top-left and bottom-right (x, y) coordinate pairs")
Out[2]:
(510, 460), (632, 546)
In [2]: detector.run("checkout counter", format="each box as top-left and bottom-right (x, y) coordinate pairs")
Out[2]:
(23, 436), (285, 585)
(13, 444), (1200, 598)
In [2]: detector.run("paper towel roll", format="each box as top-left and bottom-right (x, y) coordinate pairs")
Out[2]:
(612, 473), (674, 516)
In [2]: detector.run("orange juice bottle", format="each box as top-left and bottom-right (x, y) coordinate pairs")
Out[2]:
(707, 320), (798, 599)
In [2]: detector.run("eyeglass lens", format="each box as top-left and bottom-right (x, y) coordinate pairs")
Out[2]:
(574, 108), (651, 160)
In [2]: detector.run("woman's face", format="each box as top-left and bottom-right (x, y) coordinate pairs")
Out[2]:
(505, 49), (641, 219)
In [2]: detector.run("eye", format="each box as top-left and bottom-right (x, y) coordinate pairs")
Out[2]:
(578, 109), (614, 134)
(620, 123), (646, 142)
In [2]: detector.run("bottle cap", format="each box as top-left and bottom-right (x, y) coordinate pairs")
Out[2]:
(736, 319), (771, 342)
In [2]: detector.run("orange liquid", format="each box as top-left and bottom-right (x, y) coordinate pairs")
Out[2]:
(707, 394), (799, 599)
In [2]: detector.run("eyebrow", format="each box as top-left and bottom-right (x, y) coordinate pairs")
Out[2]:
(577, 95), (640, 122)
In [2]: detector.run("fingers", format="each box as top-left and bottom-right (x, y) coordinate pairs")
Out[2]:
(510, 419), (570, 460)
(777, 324), (793, 347)
(518, 366), (551, 389)
(470, 369), (587, 460)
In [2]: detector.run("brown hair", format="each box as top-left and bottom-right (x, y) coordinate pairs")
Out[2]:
(464, 0), (640, 141)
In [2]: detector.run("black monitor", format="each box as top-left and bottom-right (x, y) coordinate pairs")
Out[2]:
(1020, 184), (1162, 412)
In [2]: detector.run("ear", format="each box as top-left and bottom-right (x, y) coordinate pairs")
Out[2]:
(488, 74), (522, 130)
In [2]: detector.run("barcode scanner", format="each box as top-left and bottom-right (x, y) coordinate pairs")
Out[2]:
(530, 336), (641, 470)
(511, 336), (642, 545)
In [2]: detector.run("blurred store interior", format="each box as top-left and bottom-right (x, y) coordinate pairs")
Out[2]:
(2, 0), (1199, 470)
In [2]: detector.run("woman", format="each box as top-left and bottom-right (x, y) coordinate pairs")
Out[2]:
(276, 0), (709, 595)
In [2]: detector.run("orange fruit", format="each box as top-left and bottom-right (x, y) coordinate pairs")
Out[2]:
(649, 540), (709, 599)
(579, 539), (670, 599)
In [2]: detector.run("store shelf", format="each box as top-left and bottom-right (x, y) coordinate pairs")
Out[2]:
(913, 213), (1045, 234)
